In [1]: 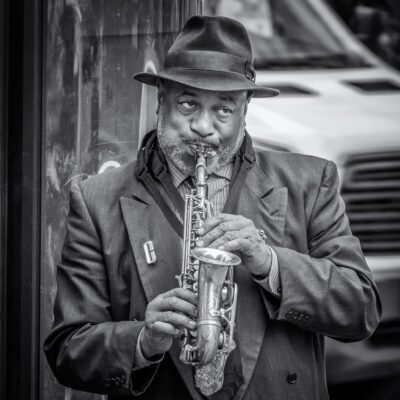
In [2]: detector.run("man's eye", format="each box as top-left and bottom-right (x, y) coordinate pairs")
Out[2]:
(180, 101), (197, 111)
(216, 107), (233, 116)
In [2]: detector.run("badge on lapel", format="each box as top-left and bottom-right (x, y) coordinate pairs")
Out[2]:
(143, 241), (156, 264)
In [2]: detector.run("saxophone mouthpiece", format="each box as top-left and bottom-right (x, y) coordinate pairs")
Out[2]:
(196, 144), (217, 158)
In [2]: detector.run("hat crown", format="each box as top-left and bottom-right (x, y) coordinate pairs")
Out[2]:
(132, 15), (279, 98)
(167, 15), (253, 63)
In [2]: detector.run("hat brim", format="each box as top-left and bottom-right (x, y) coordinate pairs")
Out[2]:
(133, 68), (279, 98)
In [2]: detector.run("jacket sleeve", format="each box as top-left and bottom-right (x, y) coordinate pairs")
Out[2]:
(257, 161), (381, 341)
(43, 184), (159, 396)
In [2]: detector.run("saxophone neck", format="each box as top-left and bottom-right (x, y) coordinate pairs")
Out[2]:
(195, 145), (215, 221)
(195, 145), (209, 189)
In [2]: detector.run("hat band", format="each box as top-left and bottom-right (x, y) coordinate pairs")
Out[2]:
(164, 50), (256, 82)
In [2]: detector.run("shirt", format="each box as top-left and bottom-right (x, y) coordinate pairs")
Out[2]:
(168, 160), (233, 214)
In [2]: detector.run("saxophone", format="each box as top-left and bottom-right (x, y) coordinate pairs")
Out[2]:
(176, 145), (241, 396)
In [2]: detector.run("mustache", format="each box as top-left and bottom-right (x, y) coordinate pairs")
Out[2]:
(183, 138), (220, 150)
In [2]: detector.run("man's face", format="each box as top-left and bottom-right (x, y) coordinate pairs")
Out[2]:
(157, 81), (250, 175)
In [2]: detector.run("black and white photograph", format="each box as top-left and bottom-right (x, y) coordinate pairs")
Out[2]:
(1, 1), (400, 399)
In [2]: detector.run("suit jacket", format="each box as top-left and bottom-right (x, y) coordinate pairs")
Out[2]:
(44, 149), (381, 400)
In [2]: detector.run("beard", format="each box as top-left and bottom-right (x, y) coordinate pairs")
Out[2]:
(156, 109), (246, 176)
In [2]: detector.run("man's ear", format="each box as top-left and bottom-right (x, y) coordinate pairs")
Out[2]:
(156, 80), (165, 114)
(244, 91), (253, 115)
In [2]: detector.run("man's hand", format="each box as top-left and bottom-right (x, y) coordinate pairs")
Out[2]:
(196, 213), (272, 277)
(140, 288), (197, 359)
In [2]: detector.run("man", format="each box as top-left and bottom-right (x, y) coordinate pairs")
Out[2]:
(44, 15), (381, 400)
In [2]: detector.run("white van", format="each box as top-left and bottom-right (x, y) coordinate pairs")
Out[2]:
(207, 0), (400, 386)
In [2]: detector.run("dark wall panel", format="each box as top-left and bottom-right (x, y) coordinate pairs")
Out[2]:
(5, 0), (42, 399)
(0, 0), (8, 395)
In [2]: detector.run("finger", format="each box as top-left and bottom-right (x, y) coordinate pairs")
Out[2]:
(158, 295), (197, 318)
(196, 216), (251, 247)
(200, 224), (256, 248)
(147, 321), (180, 338)
(162, 288), (198, 305)
(206, 229), (246, 249)
(196, 214), (238, 236)
(156, 311), (196, 330)
(218, 237), (254, 255)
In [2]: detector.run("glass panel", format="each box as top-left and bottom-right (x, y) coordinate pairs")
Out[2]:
(206, 0), (371, 68)
(41, 1), (203, 399)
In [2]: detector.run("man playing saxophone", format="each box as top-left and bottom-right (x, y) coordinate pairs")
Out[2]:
(44, 16), (381, 400)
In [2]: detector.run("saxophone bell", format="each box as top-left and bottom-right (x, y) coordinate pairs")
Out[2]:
(190, 248), (241, 366)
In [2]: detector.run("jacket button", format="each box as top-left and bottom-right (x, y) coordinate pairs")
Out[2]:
(114, 376), (122, 386)
(287, 372), (297, 384)
(285, 310), (293, 319)
(105, 377), (113, 387)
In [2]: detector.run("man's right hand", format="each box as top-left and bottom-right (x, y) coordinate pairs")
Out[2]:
(140, 288), (198, 359)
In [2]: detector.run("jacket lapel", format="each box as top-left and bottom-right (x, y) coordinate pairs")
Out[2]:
(120, 182), (204, 400)
(234, 161), (288, 399)
(120, 190), (180, 303)
(240, 161), (288, 247)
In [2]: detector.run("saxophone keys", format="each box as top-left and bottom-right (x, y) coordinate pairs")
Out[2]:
(190, 329), (198, 338)
(221, 286), (229, 303)
(218, 332), (224, 348)
(221, 285), (234, 305)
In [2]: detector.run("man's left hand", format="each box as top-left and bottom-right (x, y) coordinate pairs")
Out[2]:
(196, 213), (272, 277)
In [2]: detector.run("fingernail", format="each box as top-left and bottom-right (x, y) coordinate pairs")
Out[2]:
(196, 240), (204, 247)
(197, 228), (204, 235)
(218, 245), (225, 250)
(189, 321), (196, 329)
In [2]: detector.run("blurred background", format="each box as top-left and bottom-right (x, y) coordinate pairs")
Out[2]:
(0, 0), (399, 399)
(327, 0), (400, 70)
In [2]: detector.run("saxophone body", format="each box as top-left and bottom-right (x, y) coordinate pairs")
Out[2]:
(176, 145), (241, 396)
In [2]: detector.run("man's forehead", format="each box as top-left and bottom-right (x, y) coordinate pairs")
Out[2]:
(163, 80), (247, 102)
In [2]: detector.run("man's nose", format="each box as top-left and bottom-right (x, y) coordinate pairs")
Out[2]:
(190, 109), (215, 137)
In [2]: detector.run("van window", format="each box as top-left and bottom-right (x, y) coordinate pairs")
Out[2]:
(206, 0), (371, 69)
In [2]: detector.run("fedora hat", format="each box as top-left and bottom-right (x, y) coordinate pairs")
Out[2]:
(133, 15), (279, 98)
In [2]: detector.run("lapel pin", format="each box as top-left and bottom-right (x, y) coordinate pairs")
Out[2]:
(143, 241), (157, 264)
